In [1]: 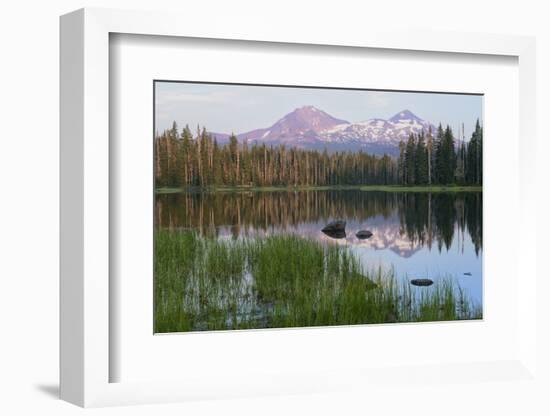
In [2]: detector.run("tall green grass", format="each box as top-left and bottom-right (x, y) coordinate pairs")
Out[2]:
(154, 230), (481, 333)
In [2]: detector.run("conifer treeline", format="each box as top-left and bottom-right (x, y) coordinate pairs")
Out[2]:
(398, 120), (483, 186)
(155, 120), (483, 188)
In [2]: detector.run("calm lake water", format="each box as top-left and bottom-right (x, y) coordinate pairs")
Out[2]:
(156, 190), (483, 305)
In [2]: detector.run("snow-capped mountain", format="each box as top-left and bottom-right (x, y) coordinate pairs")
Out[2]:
(237, 105), (349, 146)
(211, 107), (436, 156)
(319, 109), (436, 152)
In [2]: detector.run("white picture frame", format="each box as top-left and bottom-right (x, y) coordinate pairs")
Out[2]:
(60, 7), (538, 408)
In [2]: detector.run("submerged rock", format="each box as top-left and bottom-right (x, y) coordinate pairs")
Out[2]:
(322, 229), (346, 239)
(322, 220), (346, 233)
(463, 272), (472, 276)
(356, 230), (373, 239)
(410, 278), (434, 287)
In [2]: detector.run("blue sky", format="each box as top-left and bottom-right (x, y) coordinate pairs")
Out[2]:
(155, 81), (483, 139)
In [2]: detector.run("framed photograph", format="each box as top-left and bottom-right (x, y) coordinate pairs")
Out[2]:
(152, 80), (484, 334)
(60, 8), (539, 408)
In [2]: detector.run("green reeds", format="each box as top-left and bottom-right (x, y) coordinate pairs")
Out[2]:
(154, 230), (482, 333)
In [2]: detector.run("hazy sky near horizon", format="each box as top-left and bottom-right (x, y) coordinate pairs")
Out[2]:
(155, 82), (483, 139)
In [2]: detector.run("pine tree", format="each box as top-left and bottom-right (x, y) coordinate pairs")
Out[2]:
(195, 125), (202, 186)
(434, 124), (445, 184)
(167, 121), (179, 186)
(415, 132), (428, 185)
(455, 141), (466, 185)
(427, 126), (433, 186)
(438, 126), (456, 185)
(212, 138), (223, 185)
(180, 125), (192, 185)
(228, 133), (239, 185)
(398, 141), (406, 184)
(465, 119), (483, 185)
(405, 134), (416, 185)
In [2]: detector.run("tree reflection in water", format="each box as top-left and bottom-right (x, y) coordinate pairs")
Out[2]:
(155, 190), (482, 256)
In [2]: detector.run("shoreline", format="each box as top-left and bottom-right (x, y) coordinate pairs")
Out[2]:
(156, 184), (483, 194)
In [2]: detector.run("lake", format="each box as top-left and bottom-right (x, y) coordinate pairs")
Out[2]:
(155, 189), (482, 306)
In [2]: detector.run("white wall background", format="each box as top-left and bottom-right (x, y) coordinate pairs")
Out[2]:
(0, 0), (548, 415)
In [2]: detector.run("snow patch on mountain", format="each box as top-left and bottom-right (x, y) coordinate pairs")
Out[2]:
(212, 107), (436, 156)
(320, 111), (435, 148)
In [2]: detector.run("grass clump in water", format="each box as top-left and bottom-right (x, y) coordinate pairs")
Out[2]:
(154, 230), (482, 333)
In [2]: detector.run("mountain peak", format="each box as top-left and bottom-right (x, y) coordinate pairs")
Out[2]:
(296, 105), (318, 111)
(271, 106), (349, 133)
(290, 105), (331, 117)
(389, 109), (423, 123)
(221, 106), (435, 157)
(236, 106), (348, 145)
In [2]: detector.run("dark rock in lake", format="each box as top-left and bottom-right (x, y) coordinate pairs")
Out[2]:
(356, 230), (373, 239)
(463, 272), (472, 276)
(410, 278), (434, 287)
(322, 220), (346, 233)
(322, 229), (346, 239)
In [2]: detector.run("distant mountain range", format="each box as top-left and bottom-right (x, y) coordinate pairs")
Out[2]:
(210, 106), (437, 156)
